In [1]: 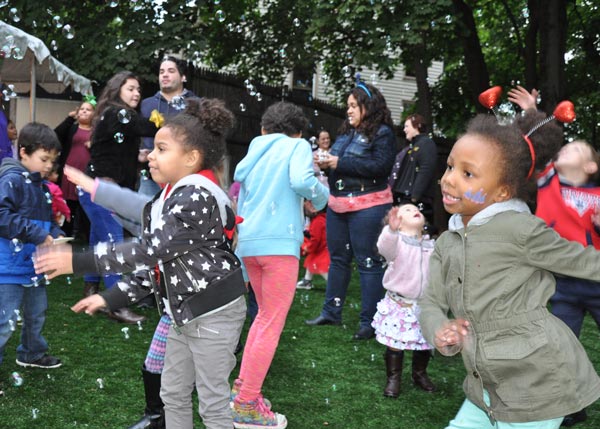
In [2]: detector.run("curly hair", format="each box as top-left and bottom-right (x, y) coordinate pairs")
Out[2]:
(260, 102), (308, 136)
(338, 83), (394, 142)
(465, 110), (563, 203)
(163, 98), (235, 170)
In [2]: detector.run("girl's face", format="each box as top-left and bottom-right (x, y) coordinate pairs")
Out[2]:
(119, 78), (142, 109)
(77, 102), (95, 125)
(148, 127), (199, 185)
(397, 204), (425, 231)
(440, 135), (509, 226)
(404, 119), (420, 141)
(347, 95), (364, 128)
(7, 122), (17, 141)
(317, 131), (331, 150)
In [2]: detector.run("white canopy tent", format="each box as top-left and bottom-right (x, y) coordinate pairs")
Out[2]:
(0, 20), (93, 121)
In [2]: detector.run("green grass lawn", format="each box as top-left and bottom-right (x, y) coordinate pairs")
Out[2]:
(1, 272), (600, 428)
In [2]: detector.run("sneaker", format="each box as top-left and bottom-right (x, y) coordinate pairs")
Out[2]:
(296, 279), (313, 290)
(230, 379), (271, 409)
(232, 396), (287, 429)
(16, 354), (62, 369)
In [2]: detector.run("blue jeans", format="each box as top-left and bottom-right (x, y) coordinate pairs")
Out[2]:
(0, 284), (49, 365)
(320, 203), (390, 328)
(79, 191), (123, 288)
(550, 276), (600, 337)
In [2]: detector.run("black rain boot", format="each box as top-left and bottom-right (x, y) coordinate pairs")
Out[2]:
(83, 281), (100, 298)
(412, 350), (436, 393)
(127, 366), (165, 429)
(561, 409), (587, 427)
(383, 348), (403, 398)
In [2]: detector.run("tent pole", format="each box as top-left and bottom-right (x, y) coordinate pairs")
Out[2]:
(30, 56), (36, 122)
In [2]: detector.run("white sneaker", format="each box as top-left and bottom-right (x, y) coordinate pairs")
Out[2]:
(296, 279), (313, 290)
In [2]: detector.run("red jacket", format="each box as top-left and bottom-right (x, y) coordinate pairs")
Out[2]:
(302, 213), (329, 274)
(536, 163), (600, 248)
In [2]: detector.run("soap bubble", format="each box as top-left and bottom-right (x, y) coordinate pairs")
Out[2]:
(335, 180), (345, 190)
(31, 408), (39, 419)
(137, 320), (143, 331)
(365, 257), (373, 268)
(114, 132), (125, 143)
(121, 327), (130, 339)
(342, 65), (351, 78)
(50, 40), (58, 51)
(239, 103), (246, 112)
(52, 16), (63, 28)
(9, 8), (21, 22)
(117, 108), (131, 124)
(314, 110), (319, 117)
(215, 10), (226, 22)
(334, 297), (341, 307)
(256, 92), (262, 101)
(22, 172), (31, 184)
(96, 378), (104, 388)
(170, 95), (186, 110)
(12, 47), (24, 60)
(10, 238), (23, 253)
(67, 276), (72, 285)
(293, 17), (300, 27)
(62, 25), (75, 39)
(107, 0), (119, 7)
(11, 372), (23, 386)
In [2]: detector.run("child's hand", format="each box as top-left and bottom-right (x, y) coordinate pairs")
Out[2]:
(434, 318), (470, 353)
(507, 86), (538, 111)
(41, 235), (54, 247)
(317, 154), (338, 170)
(71, 294), (107, 315)
(33, 244), (73, 279)
(64, 165), (95, 194)
(387, 206), (401, 231)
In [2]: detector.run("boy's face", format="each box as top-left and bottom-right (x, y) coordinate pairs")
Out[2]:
(555, 142), (594, 173)
(20, 148), (58, 176)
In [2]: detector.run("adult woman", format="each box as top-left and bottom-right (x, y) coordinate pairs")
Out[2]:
(55, 101), (95, 239)
(306, 82), (396, 340)
(392, 114), (437, 224)
(79, 71), (158, 324)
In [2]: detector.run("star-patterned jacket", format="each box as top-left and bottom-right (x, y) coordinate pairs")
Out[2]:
(73, 174), (246, 326)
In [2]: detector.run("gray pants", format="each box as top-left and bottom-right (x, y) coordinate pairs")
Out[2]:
(161, 298), (246, 429)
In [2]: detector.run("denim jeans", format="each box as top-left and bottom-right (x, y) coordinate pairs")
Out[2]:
(79, 191), (123, 288)
(0, 283), (49, 365)
(550, 276), (600, 337)
(320, 203), (391, 328)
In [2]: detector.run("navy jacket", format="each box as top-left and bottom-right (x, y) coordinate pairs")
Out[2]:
(140, 89), (198, 150)
(327, 124), (396, 197)
(0, 158), (63, 283)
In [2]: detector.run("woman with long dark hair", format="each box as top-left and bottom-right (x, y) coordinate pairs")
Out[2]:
(306, 82), (396, 340)
(79, 71), (158, 324)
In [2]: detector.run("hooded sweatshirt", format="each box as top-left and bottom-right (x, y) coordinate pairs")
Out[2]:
(0, 158), (63, 283)
(234, 133), (329, 259)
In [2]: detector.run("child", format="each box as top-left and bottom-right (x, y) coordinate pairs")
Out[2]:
(372, 204), (435, 398)
(232, 102), (329, 428)
(34, 99), (247, 429)
(79, 71), (157, 324)
(535, 141), (600, 427)
(296, 201), (329, 290)
(419, 111), (600, 428)
(7, 119), (18, 159)
(45, 163), (71, 227)
(0, 123), (64, 383)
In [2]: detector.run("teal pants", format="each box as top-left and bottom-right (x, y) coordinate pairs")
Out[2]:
(447, 396), (563, 429)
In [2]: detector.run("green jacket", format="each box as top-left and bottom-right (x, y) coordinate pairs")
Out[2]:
(419, 200), (600, 423)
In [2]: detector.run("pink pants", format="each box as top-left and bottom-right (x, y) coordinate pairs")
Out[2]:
(237, 255), (299, 402)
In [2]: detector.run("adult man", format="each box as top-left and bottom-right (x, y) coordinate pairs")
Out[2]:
(139, 56), (198, 195)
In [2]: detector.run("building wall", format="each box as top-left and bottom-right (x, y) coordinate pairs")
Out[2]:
(10, 96), (79, 131)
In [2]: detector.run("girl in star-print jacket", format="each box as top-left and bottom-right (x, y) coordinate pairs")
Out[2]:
(36, 99), (246, 429)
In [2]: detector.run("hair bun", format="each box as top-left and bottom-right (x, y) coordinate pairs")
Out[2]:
(185, 98), (234, 136)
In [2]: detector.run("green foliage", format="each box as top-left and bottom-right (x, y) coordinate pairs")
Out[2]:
(1, 0), (599, 144)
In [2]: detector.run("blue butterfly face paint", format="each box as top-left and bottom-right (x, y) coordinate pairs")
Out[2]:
(464, 188), (486, 205)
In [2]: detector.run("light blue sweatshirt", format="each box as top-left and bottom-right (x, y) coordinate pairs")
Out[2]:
(234, 133), (329, 259)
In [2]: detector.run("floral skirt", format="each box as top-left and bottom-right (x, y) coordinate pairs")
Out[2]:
(371, 291), (432, 351)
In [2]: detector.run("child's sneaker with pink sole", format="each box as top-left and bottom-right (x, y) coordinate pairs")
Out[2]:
(232, 395), (287, 429)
